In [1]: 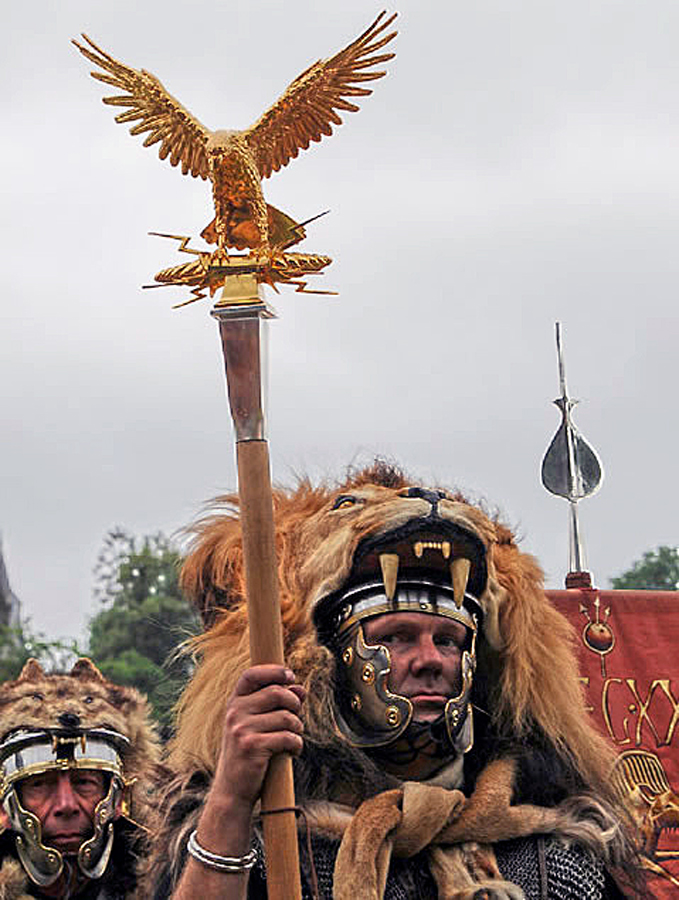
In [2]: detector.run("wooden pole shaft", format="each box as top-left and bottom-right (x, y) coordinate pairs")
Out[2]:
(236, 439), (302, 900)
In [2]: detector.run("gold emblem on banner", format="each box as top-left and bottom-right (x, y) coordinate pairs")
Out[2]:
(579, 594), (615, 677)
(612, 750), (679, 886)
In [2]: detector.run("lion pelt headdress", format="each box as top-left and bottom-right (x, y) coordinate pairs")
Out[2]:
(170, 461), (621, 807)
(0, 657), (161, 828)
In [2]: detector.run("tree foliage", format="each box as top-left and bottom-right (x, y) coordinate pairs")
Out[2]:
(88, 528), (200, 737)
(0, 623), (80, 682)
(610, 545), (679, 591)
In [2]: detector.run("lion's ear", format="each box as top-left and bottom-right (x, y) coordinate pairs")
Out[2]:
(17, 659), (46, 682)
(70, 658), (106, 682)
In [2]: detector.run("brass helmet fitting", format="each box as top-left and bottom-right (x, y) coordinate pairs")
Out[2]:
(314, 521), (487, 757)
(321, 579), (479, 753)
(0, 727), (129, 887)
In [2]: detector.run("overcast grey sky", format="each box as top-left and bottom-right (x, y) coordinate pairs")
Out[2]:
(2, 0), (677, 642)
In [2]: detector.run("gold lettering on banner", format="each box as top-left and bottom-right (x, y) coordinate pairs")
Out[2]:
(602, 679), (632, 745)
(579, 676), (594, 713)
(661, 681), (679, 746)
(599, 678), (679, 748)
(626, 680), (665, 747)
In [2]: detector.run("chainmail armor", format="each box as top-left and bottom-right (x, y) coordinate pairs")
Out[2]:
(249, 833), (437, 900)
(496, 837), (607, 900)
(247, 833), (610, 899)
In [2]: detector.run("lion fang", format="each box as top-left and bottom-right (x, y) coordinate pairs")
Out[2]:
(451, 558), (471, 608)
(379, 553), (400, 601)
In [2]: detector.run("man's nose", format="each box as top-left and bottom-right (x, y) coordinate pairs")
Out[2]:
(410, 635), (443, 673)
(52, 774), (79, 815)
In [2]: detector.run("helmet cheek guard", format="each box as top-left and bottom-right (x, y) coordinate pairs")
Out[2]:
(0, 728), (130, 887)
(2, 790), (62, 886)
(328, 582), (479, 756)
(441, 638), (476, 756)
(334, 624), (413, 747)
(78, 776), (123, 880)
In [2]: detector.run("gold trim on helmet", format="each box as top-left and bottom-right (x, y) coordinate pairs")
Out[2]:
(328, 578), (480, 754)
(336, 587), (478, 636)
(0, 730), (126, 798)
(0, 728), (129, 887)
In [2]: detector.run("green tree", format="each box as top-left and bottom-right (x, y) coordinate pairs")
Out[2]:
(0, 622), (80, 681)
(610, 545), (679, 591)
(88, 528), (201, 737)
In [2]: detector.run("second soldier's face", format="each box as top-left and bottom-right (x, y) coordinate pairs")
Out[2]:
(18, 769), (107, 853)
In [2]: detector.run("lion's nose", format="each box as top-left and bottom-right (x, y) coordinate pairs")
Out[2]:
(58, 712), (81, 729)
(401, 487), (446, 513)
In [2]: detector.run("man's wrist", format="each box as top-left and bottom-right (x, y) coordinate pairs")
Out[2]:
(187, 830), (257, 873)
(195, 790), (256, 857)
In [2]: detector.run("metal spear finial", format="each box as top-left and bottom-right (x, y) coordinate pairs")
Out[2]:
(541, 323), (604, 588)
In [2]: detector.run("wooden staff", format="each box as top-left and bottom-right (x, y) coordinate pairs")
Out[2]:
(212, 274), (302, 900)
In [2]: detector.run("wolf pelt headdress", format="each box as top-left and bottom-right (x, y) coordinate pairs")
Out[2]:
(0, 658), (161, 900)
(156, 462), (639, 896)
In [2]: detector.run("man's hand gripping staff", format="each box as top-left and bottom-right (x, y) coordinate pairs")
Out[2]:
(174, 665), (306, 900)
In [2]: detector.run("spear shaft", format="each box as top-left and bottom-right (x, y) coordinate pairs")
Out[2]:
(556, 323), (585, 572)
(212, 275), (302, 900)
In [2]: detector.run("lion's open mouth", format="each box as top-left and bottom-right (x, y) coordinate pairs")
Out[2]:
(350, 519), (487, 601)
(314, 519), (487, 640)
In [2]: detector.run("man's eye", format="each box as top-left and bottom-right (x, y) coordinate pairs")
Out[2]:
(378, 632), (408, 645)
(435, 636), (461, 650)
(20, 778), (50, 801)
(72, 775), (103, 794)
(25, 778), (47, 791)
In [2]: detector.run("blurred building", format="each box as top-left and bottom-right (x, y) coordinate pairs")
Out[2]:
(0, 537), (21, 628)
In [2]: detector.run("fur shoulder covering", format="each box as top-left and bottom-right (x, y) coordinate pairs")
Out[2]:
(0, 855), (32, 900)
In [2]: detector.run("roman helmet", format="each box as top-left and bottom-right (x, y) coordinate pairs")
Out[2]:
(313, 514), (487, 760)
(0, 725), (129, 887)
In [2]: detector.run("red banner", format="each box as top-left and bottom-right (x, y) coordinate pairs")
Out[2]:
(549, 589), (679, 898)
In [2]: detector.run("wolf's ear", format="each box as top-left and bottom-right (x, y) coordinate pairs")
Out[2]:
(70, 658), (106, 682)
(17, 659), (46, 682)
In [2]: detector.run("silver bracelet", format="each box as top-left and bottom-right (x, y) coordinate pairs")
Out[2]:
(187, 829), (257, 873)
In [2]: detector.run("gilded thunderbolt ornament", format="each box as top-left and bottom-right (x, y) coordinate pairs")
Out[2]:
(73, 12), (397, 304)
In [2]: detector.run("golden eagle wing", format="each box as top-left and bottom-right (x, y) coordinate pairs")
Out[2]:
(73, 34), (210, 180)
(244, 11), (397, 180)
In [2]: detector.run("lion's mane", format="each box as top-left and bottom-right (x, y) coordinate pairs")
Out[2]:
(169, 461), (618, 811)
(138, 460), (648, 899)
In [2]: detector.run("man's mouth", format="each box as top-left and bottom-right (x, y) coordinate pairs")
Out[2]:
(46, 833), (88, 851)
(409, 693), (447, 707)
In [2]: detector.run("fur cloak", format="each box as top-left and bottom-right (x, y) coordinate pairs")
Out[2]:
(144, 462), (644, 898)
